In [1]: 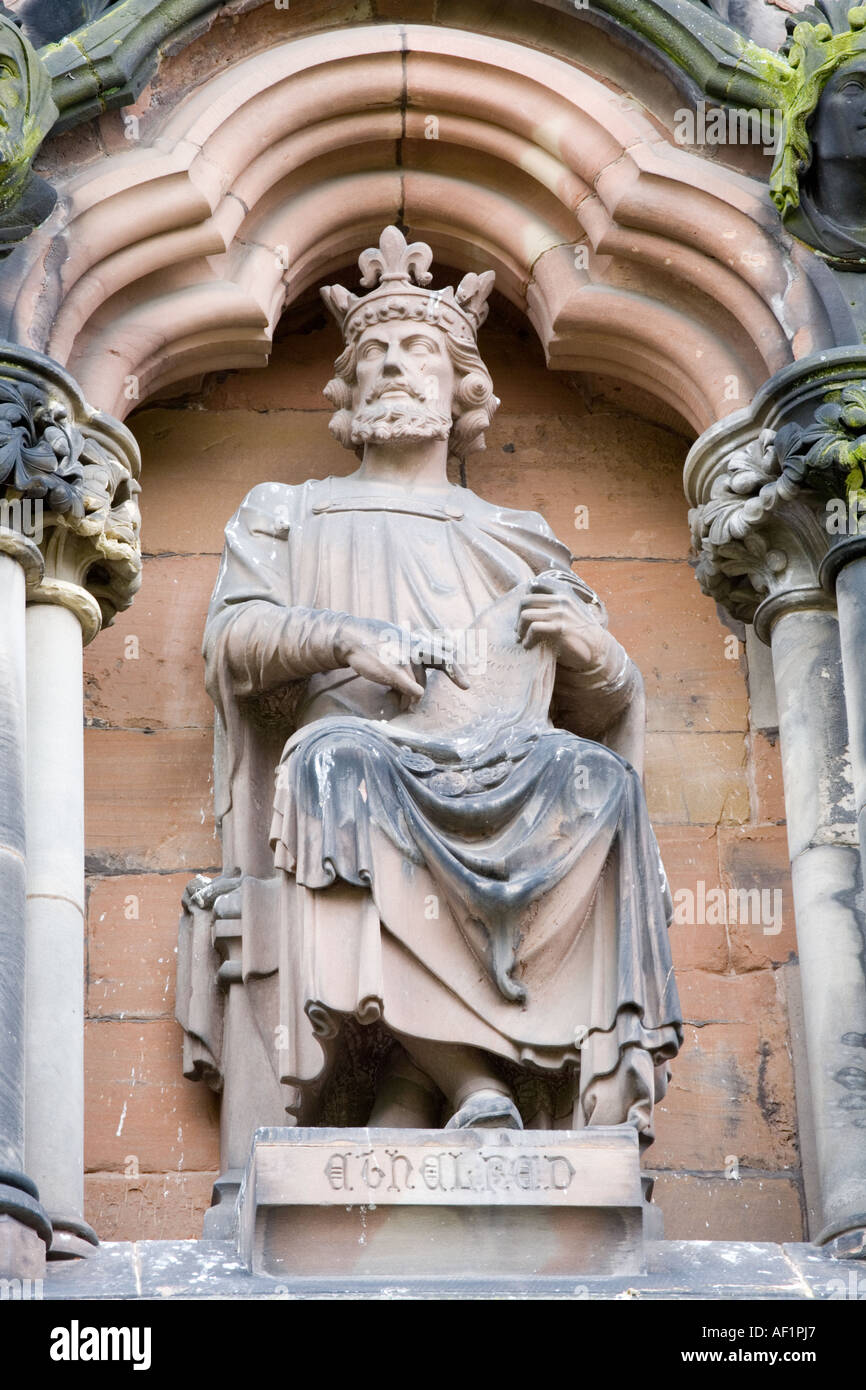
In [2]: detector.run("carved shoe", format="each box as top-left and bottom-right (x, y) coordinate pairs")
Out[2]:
(444, 1089), (523, 1130)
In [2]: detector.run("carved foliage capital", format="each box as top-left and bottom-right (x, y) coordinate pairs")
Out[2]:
(0, 345), (141, 638)
(685, 353), (866, 638)
(689, 424), (832, 637)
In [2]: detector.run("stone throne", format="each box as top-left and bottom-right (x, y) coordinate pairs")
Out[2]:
(177, 228), (682, 1277)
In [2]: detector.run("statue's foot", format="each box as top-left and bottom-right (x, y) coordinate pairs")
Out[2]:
(444, 1088), (523, 1131)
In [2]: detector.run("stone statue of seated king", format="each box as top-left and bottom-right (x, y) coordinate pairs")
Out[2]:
(177, 227), (682, 1202)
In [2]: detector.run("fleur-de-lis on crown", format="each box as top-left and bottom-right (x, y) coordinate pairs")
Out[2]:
(358, 226), (433, 288)
(321, 225), (496, 340)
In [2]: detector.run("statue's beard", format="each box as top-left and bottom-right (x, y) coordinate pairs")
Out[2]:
(350, 386), (452, 446)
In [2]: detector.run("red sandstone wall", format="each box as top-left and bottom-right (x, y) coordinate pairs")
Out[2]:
(81, 319), (803, 1243)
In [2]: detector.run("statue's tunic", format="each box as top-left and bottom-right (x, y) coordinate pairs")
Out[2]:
(203, 475), (682, 1135)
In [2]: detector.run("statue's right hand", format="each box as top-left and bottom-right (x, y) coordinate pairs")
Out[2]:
(334, 617), (468, 702)
(334, 617), (426, 700)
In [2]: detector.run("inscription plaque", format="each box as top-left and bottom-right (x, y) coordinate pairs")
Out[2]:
(237, 1126), (649, 1279)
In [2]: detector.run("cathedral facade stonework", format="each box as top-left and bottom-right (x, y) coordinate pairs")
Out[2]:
(0, 0), (864, 1301)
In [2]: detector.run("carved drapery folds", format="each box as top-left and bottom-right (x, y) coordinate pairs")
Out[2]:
(0, 345), (141, 641)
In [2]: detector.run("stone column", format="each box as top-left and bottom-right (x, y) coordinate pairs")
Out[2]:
(823, 546), (866, 951)
(767, 607), (864, 1253)
(0, 347), (141, 1261)
(687, 348), (866, 1254)
(807, 368), (866, 1258)
(24, 600), (97, 1257)
(0, 528), (51, 1278)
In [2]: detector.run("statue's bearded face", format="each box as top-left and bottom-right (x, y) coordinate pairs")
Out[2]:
(350, 318), (455, 446)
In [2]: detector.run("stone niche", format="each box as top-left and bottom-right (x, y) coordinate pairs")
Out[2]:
(82, 300), (804, 1248)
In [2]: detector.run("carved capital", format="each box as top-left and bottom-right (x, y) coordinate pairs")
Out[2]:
(686, 348), (866, 641)
(0, 344), (141, 641)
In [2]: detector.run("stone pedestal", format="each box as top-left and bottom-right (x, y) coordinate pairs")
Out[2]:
(237, 1126), (649, 1279)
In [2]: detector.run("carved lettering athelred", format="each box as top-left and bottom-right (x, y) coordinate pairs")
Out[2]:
(323, 1147), (577, 1195)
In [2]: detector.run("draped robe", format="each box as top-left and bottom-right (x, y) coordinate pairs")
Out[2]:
(197, 474), (682, 1139)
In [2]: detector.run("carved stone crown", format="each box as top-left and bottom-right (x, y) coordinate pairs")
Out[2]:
(321, 226), (495, 346)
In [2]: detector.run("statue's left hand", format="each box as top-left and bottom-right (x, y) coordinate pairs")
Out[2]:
(517, 578), (610, 672)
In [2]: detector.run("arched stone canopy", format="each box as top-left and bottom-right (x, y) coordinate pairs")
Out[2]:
(0, 23), (854, 432)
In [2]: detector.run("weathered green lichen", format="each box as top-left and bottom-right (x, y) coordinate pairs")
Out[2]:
(0, 13), (57, 214)
(40, 0), (224, 130)
(768, 6), (866, 214)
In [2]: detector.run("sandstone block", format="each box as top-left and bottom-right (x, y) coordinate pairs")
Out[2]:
(653, 968), (797, 1171)
(84, 1019), (219, 1174)
(85, 729), (217, 873)
(84, 1170), (217, 1243)
(471, 411), (690, 560)
(656, 825), (728, 973)
(645, 732), (749, 825)
(87, 872), (192, 1019)
(84, 556), (217, 731)
(649, 1172), (803, 1242)
(581, 559), (748, 734)
(719, 826), (796, 969)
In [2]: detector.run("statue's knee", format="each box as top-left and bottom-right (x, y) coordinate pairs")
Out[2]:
(576, 743), (631, 795)
(295, 729), (370, 782)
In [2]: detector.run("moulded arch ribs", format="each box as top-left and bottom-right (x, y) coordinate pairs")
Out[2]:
(400, 141), (581, 246)
(177, 50), (407, 192)
(0, 20), (852, 427)
(228, 171), (406, 321)
(595, 143), (787, 288)
(131, 338), (273, 413)
(529, 246), (765, 430)
(71, 283), (270, 416)
(538, 340), (711, 436)
(552, 360), (699, 437)
(50, 221), (238, 370)
(63, 163), (218, 280)
(401, 172), (570, 305)
(402, 26), (666, 170)
(229, 114), (403, 218)
(588, 227), (791, 368)
(64, 254), (249, 373)
(533, 301), (742, 435)
(401, 111), (593, 215)
(155, 26), (408, 153)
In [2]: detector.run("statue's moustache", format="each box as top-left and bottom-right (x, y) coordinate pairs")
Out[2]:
(366, 379), (429, 405)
